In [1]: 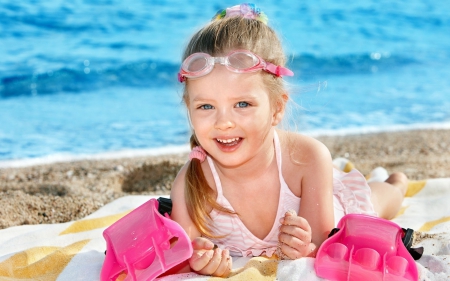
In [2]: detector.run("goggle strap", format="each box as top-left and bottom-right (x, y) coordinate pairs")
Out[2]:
(265, 63), (294, 77)
(178, 72), (186, 83)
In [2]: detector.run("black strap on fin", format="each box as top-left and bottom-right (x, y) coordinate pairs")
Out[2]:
(328, 228), (340, 238)
(409, 246), (424, 260)
(402, 228), (424, 260)
(402, 228), (414, 249)
(157, 197), (173, 216)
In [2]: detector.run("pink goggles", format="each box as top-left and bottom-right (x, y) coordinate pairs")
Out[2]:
(178, 50), (294, 82)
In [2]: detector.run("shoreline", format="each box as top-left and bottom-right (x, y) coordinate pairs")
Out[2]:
(2, 122), (450, 169)
(1, 128), (450, 230)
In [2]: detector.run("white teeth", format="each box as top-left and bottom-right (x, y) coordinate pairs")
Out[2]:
(216, 137), (239, 143)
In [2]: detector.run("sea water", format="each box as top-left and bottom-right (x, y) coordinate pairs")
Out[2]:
(1, 0), (450, 166)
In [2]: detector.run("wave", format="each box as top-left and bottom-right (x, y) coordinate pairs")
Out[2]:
(0, 52), (417, 98)
(0, 60), (180, 98)
(289, 52), (417, 80)
(0, 2), (151, 35)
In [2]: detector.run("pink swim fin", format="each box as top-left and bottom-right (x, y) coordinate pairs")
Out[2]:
(315, 214), (420, 281)
(101, 197), (192, 281)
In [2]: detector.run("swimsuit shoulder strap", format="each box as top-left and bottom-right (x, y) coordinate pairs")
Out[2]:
(273, 130), (283, 174)
(206, 156), (224, 196)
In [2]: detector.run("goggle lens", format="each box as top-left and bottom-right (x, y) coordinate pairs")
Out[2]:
(227, 52), (259, 70)
(183, 55), (209, 73)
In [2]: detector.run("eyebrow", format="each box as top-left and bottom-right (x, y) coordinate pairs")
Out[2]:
(191, 94), (259, 102)
(191, 96), (213, 102)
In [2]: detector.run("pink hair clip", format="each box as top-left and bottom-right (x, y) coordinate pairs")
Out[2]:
(189, 146), (207, 163)
(212, 3), (268, 25)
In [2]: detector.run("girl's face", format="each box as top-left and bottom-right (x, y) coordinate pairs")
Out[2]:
(186, 65), (282, 167)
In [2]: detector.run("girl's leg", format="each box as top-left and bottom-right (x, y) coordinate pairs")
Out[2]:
(368, 172), (408, 220)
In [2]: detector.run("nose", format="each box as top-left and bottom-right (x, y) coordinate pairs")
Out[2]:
(214, 109), (235, 131)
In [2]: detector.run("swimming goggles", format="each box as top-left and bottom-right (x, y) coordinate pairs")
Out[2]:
(178, 50), (294, 82)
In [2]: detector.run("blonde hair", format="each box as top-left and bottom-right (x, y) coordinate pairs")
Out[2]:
(182, 16), (289, 237)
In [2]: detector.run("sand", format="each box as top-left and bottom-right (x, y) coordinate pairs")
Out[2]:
(1, 129), (450, 230)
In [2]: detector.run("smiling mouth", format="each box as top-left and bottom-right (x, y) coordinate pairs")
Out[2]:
(216, 137), (241, 146)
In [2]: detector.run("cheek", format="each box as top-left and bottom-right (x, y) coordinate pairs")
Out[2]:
(189, 113), (202, 129)
(245, 109), (274, 133)
(189, 112), (211, 135)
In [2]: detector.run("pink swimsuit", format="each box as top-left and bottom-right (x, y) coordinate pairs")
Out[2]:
(206, 131), (376, 257)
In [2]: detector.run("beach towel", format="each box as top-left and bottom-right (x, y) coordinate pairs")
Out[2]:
(1, 168), (449, 281)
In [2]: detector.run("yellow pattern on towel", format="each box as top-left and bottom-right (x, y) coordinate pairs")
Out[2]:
(0, 240), (89, 281)
(208, 256), (278, 281)
(419, 216), (450, 232)
(59, 210), (130, 235)
(405, 180), (427, 197)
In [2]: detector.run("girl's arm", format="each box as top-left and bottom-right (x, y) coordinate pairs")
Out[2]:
(170, 162), (232, 277)
(278, 134), (335, 259)
(171, 162), (201, 240)
(298, 138), (335, 249)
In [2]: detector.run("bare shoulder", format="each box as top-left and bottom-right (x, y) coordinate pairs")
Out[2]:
(170, 161), (189, 203)
(277, 130), (333, 196)
(277, 129), (331, 166)
(170, 161), (201, 239)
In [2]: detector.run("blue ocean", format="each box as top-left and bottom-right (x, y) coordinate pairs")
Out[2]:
(1, 0), (450, 166)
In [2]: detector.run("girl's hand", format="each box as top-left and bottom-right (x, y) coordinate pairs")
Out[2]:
(189, 237), (232, 277)
(278, 210), (314, 259)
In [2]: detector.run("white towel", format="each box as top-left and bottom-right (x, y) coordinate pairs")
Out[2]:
(1, 178), (449, 280)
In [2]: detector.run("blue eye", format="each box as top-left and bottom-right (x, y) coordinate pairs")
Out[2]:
(236, 101), (249, 108)
(200, 104), (213, 110)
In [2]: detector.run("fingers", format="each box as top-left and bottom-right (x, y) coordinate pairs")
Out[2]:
(279, 226), (310, 245)
(189, 249), (214, 272)
(215, 249), (232, 277)
(280, 214), (311, 234)
(278, 226), (310, 259)
(278, 211), (312, 259)
(285, 209), (297, 216)
(189, 237), (215, 272)
(192, 237), (215, 250)
(279, 224), (311, 243)
(189, 238), (232, 277)
(278, 239), (308, 259)
(200, 248), (232, 277)
(213, 248), (232, 277)
(280, 212), (311, 239)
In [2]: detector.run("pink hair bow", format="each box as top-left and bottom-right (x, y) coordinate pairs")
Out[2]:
(189, 146), (207, 163)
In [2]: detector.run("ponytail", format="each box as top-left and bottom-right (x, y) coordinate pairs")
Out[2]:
(184, 134), (235, 237)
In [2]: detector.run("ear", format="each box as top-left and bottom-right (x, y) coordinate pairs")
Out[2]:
(272, 93), (288, 126)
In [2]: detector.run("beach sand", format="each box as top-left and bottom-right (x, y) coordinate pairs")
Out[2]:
(1, 129), (449, 230)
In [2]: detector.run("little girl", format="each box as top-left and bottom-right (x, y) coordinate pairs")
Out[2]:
(170, 3), (408, 277)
